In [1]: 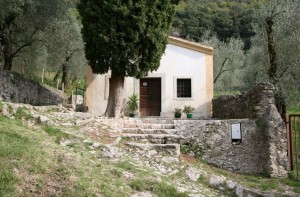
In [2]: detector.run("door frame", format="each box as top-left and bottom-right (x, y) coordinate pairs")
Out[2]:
(139, 77), (162, 117)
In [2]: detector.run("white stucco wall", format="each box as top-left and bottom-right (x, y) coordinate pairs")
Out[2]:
(87, 43), (212, 118)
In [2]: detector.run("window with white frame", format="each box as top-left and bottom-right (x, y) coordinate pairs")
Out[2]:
(176, 78), (192, 98)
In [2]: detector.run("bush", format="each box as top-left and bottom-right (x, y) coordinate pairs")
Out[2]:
(15, 107), (31, 120)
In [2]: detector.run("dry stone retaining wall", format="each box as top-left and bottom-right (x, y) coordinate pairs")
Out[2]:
(0, 71), (62, 105)
(212, 82), (275, 119)
(175, 119), (269, 175)
(175, 82), (288, 177)
(175, 110), (288, 177)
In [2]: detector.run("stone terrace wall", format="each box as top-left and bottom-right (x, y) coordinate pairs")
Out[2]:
(212, 82), (275, 119)
(175, 119), (269, 175)
(0, 71), (62, 105)
(180, 82), (289, 177)
(175, 110), (288, 177)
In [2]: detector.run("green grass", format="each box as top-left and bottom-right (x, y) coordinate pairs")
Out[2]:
(15, 107), (31, 120)
(42, 125), (70, 143)
(0, 101), (3, 112)
(288, 107), (300, 114)
(1, 115), (189, 197)
(0, 117), (35, 196)
(130, 179), (189, 197)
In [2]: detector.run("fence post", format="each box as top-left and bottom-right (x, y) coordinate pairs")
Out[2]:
(286, 114), (293, 171)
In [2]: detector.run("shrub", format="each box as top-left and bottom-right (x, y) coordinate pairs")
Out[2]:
(15, 107), (31, 120)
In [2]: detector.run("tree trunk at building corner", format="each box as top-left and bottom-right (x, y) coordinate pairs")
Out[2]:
(104, 71), (125, 117)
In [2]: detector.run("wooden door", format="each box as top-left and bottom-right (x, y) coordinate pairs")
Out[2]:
(140, 78), (161, 116)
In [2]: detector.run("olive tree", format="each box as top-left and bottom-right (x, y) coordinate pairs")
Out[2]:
(244, 0), (300, 114)
(0, 0), (64, 70)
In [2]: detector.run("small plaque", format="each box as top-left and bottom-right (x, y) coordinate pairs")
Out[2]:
(143, 82), (147, 86)
(231, 123), (241, 140)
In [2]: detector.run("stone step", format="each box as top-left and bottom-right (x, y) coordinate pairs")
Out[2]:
(140, 118), (174, 124)
(124, 123), (175, 129)
(122, 133), (181, 144)
(126, 142), (180, 157)
(123, 128), (177, 135)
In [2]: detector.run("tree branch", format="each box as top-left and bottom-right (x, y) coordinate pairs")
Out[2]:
(214, 58), (229, 84)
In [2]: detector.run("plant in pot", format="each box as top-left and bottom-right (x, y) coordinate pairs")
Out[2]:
(183, 105), (195, 119)
(174, 108), (182, 118)
(127, 93), (139, 117)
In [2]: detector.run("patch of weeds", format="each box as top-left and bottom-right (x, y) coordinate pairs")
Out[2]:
(110, 168), (123, 178)
(180, 144), (203, 158)
(35, 178), (45, 192)
(0, 101), (3, 113)
(117, 160), (134, 171)
(15, 107), (31, 120)
(0, 170), (17, 196)
(255, 117), (263, 127)
(42, 125), (69, 143)
(153, 182), (189, 197)
(198, 174), (208, 185)
(259, 179), (278, 191)
(283, 178), (300, 193)
(130, 179), (147, 191)
(130, 179), (188, 197)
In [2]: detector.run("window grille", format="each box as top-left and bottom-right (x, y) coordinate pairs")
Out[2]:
(177, 78), (191, 98)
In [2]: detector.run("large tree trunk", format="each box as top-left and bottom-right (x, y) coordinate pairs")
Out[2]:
(62, 63), (68, 90)
(2, 37), (13, 70)
(266, 16), (286, 118)
(104, 71), (125, 117)
(266, 16), (278, 86)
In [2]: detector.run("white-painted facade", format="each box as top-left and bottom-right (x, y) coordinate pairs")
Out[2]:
(86, 36), (213, 118)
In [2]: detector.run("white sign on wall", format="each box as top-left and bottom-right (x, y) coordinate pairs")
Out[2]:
(231, 123), (241, 140)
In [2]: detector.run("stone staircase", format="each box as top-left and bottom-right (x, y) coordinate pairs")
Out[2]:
(122, 118), (181, 156)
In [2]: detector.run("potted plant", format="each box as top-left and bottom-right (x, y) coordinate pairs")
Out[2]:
(183, 105), (195, 119)
(127, 93), (139, 117)
(174, 108), (182, 118)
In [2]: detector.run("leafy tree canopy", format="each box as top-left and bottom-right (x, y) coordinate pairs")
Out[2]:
(173, 0), (267, 49)
(78, 0), (176, 78)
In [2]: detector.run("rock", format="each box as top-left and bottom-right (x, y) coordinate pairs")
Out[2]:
(169, 169), (179, 176)
(92, 142), (101, 148)
(209, 174), (226, 187)
(188, 195), (204, 197)
(131, 192), (157, 197)
(146, 150), (157, 158)
(74, 112), (94, 119)
(61, 140), (77, 146)
(186, 166), (200, 182)
(112, 136), (122, 145)
(39, 115), (49, 124)
(226, 180), (237, 190)
(99, 146), (123, 159)
(123, 171), (134, 179)
(161, 157), (179, 164)
(236, 184), (244, 197)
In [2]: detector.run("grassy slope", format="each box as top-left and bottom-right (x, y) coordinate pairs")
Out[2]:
(1, 108), (300, 196)
(0, 116), (188, 197)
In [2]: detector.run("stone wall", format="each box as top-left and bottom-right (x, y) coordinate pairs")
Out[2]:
(0, 71), (62, 105)
(212, 82), (275, 119)
(175, 110), (288, 177)
(175, 104), (288, 177)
